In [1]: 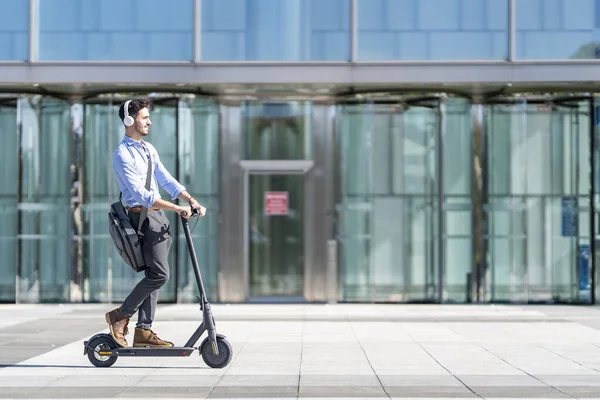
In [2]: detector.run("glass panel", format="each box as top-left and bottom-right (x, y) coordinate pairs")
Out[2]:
(0, 99), (18, 301)
(0, 0), (28, 60)
(19, 97), (71, 302)
(337, 104), (373, 301)
(83, 100), (123, 302)
(201, 0), (350, 60)
(249, 174), (304, 298)
(486, 100), (590, 302)
(177, 99), (220, 302)
(516, 0), (600, 59)
(241, 102), (312, 160)
(357, 0), (509, 60)
(336, 101), (441, 301)
(38, 0), (194, 61)
(444, 99), (473, 302)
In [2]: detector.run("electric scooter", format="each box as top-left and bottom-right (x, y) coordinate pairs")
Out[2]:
(83, 209), (232, 369)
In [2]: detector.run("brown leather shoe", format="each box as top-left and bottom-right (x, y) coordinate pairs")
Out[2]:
(133, 328), (174, 348)
(105, 308), (129, 348)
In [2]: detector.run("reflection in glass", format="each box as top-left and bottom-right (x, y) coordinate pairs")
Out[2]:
(357, 0), (508, 60)
(0, 0), (28, 60)
(0, 99), (18, 301)
(201, 0), (350, 60)
(249, 174), (304, 298)
(242, 102), (312, 160)
(516, 0), (600, 59)
(38, 0), (194, 61)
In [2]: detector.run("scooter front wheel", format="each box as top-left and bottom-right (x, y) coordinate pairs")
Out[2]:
(87, 336), (118, 367)
(200, 337), (232, 369)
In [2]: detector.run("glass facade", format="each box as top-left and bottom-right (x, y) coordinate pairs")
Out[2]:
(357, 0), (509, 60)
(1, 0), (600, 61)
(0, 93), (598, 304)
(201, 0), (350, 61)
(0, 0), (28, 60)
(3, 0), (600, 305)
(516, 0), (600, 59)
(37, 0), (194, 61)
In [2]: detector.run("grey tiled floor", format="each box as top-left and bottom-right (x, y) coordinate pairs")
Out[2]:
(2, 303), (600, 399)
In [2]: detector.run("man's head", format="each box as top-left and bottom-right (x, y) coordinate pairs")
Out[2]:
(119, 98), (151, 138)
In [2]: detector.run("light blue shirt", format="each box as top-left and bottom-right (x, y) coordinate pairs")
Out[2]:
(112, 135), (186, 208)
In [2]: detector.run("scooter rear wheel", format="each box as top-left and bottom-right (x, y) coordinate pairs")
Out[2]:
(87, 336), (118, 368)
(200, 337), (233, 369)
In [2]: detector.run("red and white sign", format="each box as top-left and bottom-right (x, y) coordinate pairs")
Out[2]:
(264, 191), (288, 215)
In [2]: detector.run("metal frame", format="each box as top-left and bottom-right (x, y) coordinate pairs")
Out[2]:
(28, 0), (38, 62)
(508, 0), (515, 61)
(6, 63), (600, 89)
(592, 98), (597, 304)
(350, 0), (357, 63)
(194, 0), (201, 63)
(437, 97), (446, 304)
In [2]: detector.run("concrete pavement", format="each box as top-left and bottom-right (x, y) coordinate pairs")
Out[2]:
(2, 303), (600, 399)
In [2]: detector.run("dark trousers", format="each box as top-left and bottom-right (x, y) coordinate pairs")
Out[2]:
(121, 209), (172, 329)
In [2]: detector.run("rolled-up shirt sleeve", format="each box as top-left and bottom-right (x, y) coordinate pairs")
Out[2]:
(113, 149), (157, 208)
(152, 149), (186, 200)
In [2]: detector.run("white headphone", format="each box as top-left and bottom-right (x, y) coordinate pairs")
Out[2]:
(123, 100), (134, 127)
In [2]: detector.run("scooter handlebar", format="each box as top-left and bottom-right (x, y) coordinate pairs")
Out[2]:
(180, 208), (200, 218)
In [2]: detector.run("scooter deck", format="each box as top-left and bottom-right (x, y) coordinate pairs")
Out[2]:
(107, 346), (197, 357)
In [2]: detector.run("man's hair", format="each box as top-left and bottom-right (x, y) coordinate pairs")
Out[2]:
(118, 98), (150, 125)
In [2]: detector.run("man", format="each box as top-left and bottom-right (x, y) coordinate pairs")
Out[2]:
(106, 98), (206, 348)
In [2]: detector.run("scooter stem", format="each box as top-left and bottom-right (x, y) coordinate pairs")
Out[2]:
(181, 211), (219, 355)
(180, 213), (207, 302)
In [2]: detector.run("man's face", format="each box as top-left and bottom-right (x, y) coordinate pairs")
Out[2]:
(134, 107), (151, 136)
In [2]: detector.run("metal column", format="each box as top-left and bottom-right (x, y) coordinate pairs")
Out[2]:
(218, 102), (246, 302)
(437, 96), (446, 303)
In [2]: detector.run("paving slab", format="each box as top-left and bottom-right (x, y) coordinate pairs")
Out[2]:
(1, 303), (600, 399)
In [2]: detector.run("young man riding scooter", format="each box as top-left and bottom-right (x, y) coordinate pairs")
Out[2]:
(106, 98), (206, 348)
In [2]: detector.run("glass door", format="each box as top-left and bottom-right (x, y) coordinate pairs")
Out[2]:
(248, 173), (304, 299)
(485, 98), (591, 302)
(336, 96), (445, 302)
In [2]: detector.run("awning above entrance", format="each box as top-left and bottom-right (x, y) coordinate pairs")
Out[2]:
(2, 61), (600, 98)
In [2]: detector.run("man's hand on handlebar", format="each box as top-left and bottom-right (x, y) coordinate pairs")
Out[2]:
(189, 198), (207, 217)
(176, 205), (193, 220)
